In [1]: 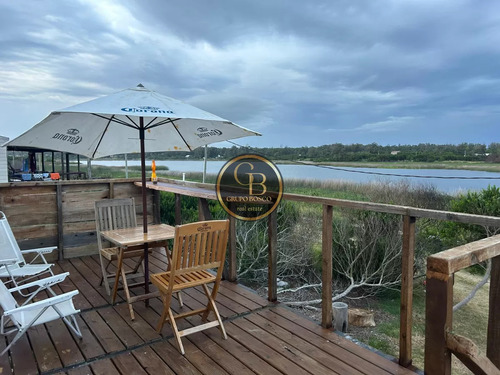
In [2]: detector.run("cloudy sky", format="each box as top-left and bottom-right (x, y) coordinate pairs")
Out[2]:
(1, 0), (499, 149)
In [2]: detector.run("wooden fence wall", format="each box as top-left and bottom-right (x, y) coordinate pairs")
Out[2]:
(0, 179), (155, 260)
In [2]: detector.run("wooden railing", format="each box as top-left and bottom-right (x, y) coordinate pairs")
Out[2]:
(425, 235), (500, 374)
(142, 178), (500, 369)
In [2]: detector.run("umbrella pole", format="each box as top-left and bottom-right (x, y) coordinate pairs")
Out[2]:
(139, 117), (150, 303)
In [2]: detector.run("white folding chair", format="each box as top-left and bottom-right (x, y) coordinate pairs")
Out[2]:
(0, 211), (55, 294)
(8, 271), (72, 306)
(0, 276), (82, 356)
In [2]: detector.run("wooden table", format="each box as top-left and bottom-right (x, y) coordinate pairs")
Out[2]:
(101, 224), (175, 319)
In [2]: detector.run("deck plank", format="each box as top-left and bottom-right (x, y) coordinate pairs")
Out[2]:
(1, 256), (419, 375)
(272, 306), (416, 375)
(247, 311), (366, 375)
(10, 334), (39, 375)
(130, 346), (176, 375)
(258, 308), (392, 375)
(29, 324), (63, 373)
(226, 321), (311, 375)
(233, 317), (337, 375)
(89, 359), (121, 375)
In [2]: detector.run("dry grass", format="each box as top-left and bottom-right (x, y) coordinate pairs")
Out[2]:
(338, 270), (490, 374)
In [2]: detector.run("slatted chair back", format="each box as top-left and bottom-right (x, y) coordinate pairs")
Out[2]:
(94, 198), (143, 300)
(151, 220), (229, 354)
(95, 198), (138, 242)
(169, 220), (229, 285)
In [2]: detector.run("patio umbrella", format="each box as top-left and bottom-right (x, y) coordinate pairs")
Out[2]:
(7, 84), (261, 232)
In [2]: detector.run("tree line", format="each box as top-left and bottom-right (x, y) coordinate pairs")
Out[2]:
(110, 142), (500, 163)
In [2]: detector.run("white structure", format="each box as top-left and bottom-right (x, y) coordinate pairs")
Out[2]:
(0, 136), (8, 183)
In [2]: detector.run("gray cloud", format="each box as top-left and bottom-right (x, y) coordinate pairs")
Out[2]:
(1, 0), (499, 147)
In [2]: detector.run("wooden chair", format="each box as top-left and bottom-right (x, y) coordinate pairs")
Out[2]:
(95, 198), (151, 299)
(151, 219), (229, 355)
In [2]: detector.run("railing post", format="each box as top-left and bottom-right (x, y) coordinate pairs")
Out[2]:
(152, 190), (161, 224)
(268, 209), (278, 302)
(400, 215), (416, 367)
(198, 198), (212, 221)
(109, 181), (114, 199)
(174, 193), (182, 225)
(424, 272), (453, 375)
(487, 255), (500, 367)
(227, 212), (237, 282)
(322, 204), (333, 328)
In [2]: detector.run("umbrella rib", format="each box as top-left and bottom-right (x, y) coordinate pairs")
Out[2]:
(92, 113), (138, 129)
(91, 115), (116, 159)
(145, 117), (180, 130)
(125, 115), (139, 128)
(169, 119), (194, 151)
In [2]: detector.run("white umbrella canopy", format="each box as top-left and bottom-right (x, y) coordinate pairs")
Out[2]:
(8, 84), (261, 231)
(8, 84), (260, 158)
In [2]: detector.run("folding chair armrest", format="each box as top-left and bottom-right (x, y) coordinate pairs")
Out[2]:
(8, 272), (70, 293)
(21, 246), (57, 254)
(21, 246), (56, 265)
(3, 290), (79, 316)
(0, 258), (18, 266)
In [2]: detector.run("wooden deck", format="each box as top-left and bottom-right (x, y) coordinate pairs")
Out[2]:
(1, 250), (419, 375)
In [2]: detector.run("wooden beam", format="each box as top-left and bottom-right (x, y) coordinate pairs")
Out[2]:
(138, 180), (500, 228)
(152, 190), (161, 224)
(447, 332), (500, 375)
(174, 193), (182, 225)
(268, 209), (278, 302)
(424, 273), (453, 375)
(282, 192), (500, 227)
(322, 204), (333, 329)
(109, 181), (114, 199)
(198, 198), (212, 221)
(399, 215), (416, 367)
(487, 255), (500, 368)
(428, 234), (500, 275)
(228, 209), (237, 282)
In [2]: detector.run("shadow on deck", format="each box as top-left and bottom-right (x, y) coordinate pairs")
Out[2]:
(0, 250), (419, 375)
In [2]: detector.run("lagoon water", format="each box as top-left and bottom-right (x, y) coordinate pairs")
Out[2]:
(92, 159), (500, 194)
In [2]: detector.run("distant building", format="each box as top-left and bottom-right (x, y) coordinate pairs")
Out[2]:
(390, 150), (400, 155)
(0, 136), (9, 183)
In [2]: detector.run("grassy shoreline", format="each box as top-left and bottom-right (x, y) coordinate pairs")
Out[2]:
(274, 160), (500, 172)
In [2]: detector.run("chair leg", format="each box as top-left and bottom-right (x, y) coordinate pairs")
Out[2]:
(120, 266), (135, 320)
(131, 255), (144, 275)
(157, 293), (173, 333)
(168, 308), (185, 355)
(202, 284), (227, 339)
(101, 259), (112, 295)
(164, 245), (183, 308)
(111, 251), (124, 304)
(177, 291), (183, 307)
(62, 315), (82, 338)
(0, 328), (27, 356)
